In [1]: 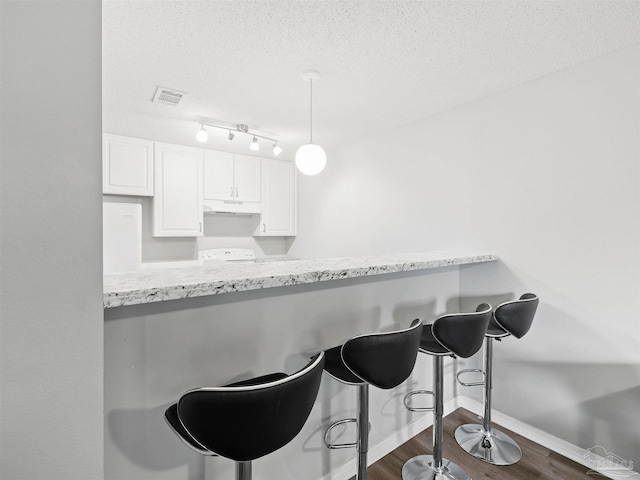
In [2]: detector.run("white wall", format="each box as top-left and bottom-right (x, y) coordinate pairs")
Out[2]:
(290, 45), (640, 461)
(0, 2), (104, 479)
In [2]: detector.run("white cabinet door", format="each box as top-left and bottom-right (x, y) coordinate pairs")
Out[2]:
(153, 142), (203, 237)
(233, 155), (261, 202)
(203, 151), (261, 203)
(103, 134), (153, 196)
(203, 150), (234, 200)
(256, 159), (296, 236)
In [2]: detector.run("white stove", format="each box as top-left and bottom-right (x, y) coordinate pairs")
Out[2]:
(198, 248), (256, 265)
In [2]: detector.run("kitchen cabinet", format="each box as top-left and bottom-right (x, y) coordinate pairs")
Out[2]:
(203, 150), (261, 203)
(103, 134), (153, 196)
(152, 142), (203, 237)
(255, 159), (296, 236)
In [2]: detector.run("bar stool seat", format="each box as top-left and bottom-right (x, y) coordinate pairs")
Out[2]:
(324, 346), (362, 384)
(402, 304), (492, 480)
(165, 353), (325, 480)
(455, 293), (539, 466)
(323, 319), (423, 480)
(416, 327), (450, 356)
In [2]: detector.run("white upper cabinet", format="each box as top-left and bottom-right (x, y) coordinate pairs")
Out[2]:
(203, 151), (261, 203)
(103, 134), (153, 196)
(256, 159), (297, 236)
(233, 155), (261, 203)
(203, 151), (234, 200)
(152, 142), (203, 237)
(102, 134), (295, 237)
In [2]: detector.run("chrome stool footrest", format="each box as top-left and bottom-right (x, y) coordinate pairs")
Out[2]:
(403, 390), (435, 412)
(324, 418), (371, 449)
(456, 368), (485, 387)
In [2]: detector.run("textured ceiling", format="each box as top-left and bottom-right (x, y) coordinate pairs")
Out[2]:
(103, 0), (639, 158)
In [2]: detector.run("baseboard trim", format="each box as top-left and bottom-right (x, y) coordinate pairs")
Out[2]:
(458, 397), (639, 479)
(318, 397), (460, 480)
(317, 395), (639, 480)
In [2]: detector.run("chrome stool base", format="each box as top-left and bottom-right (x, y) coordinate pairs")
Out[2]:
(454, 424), (522, 465)
(402, 455), (471, 480)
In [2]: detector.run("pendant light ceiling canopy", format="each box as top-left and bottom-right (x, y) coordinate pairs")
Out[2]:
(295, 70), (326, 176)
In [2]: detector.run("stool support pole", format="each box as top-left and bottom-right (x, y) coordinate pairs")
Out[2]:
(483, 338), (493, 434)
(401, 354), (471, 480)
(454, 336), (523, 465)
(236, 460), (252, 480)
(432, 355), (444, 470)
(357, 384), (369, 480)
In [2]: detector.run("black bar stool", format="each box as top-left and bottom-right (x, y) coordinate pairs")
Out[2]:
(402, 304), (492, 480)
(164, 352), (325, 480)
(323, 319), (423, 480)
(455, 293), (539, 465)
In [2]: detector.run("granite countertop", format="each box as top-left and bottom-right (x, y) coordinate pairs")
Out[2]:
(103, 251), (498, 308)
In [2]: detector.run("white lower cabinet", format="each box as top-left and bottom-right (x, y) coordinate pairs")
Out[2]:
(152, 142), (203, 237)
(103, 134), (154, 196)
(255, 159), (297, 236)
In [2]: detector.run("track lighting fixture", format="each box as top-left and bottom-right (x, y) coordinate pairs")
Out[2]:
(295, 70), (326, 175)
(195, 121), (281, 156)
(196, 124), (208, 143)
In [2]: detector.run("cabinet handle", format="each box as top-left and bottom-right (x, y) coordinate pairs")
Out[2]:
(199, 222), (202, 233)
(263, 223), (266, 233)
(230, 186), (234, 198)
(235, 187), (239, 197)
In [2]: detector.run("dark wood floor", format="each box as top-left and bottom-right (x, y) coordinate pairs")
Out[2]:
(368, 408), (594, 480)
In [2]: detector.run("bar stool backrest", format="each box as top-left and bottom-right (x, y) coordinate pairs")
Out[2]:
(341, 319), (423, 389)
(432, 304), (492, 358)
(494, 293), (539, 339)
(176, 352), (325, 462)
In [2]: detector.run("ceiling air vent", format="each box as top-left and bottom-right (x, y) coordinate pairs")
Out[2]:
(152, 87), (186, 107)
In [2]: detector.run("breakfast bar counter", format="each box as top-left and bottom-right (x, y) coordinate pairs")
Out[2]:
(103, 250), (498, 308)
(103, 249), (499, 480)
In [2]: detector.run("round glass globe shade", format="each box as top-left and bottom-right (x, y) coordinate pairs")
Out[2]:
(295, 144), (327, 175)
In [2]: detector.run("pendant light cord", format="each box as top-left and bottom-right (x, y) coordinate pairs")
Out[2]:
(309, 79), (313, 143)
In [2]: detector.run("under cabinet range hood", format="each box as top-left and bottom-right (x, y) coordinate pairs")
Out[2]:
(203, 199), (261, 215)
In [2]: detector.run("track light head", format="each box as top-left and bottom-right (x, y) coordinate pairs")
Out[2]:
(196, 122), (279, 154)
(196, 125), (208, 143)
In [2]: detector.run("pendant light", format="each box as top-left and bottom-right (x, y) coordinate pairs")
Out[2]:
(295, 70), (326, 176)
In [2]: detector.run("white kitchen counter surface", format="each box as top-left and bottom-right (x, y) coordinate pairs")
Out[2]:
(103, 250), (498, 308)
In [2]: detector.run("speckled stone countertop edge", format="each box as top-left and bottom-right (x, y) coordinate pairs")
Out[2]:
(103, 251), (498, 309)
